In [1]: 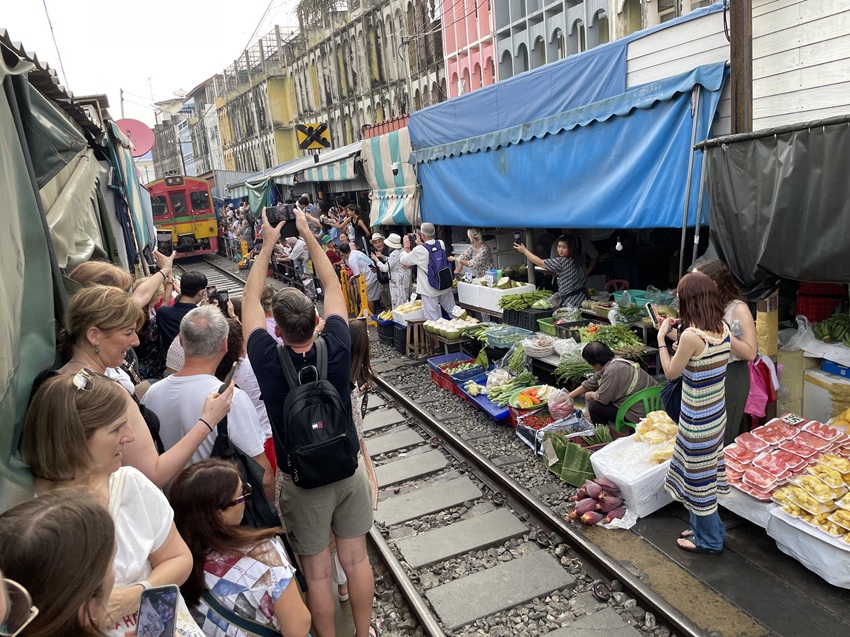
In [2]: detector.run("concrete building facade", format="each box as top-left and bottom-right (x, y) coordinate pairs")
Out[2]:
(443, 0), (497, 98)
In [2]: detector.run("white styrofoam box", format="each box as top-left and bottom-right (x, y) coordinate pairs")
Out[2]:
(457, 281), (481, 307)
(803, 369), (850, 423)
(590, 435), (674, 518)
(479, 282), (536, 313)
(392, 308), (424, 327)
(492, 249), (525, 269)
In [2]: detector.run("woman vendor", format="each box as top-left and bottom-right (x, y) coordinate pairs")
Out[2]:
(568, 342), (657, 424)
(449, 228), (494, 277)
(515, 235), (589, 308)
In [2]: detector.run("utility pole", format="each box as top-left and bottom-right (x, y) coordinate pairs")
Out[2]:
(730, 0), (753, 133)
(120, 88), (125, 118)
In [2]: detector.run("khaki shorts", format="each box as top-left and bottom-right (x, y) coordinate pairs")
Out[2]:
(279, 459), (374, 556)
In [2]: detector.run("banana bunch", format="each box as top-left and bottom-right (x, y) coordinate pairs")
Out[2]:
(813, 313), (850, 345)
(378, 310), (394, 321)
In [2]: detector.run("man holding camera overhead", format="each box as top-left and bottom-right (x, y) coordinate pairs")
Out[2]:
(400, 222), (456, 321)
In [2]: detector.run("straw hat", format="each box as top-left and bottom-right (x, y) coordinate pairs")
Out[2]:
(384, 233), (402, 249)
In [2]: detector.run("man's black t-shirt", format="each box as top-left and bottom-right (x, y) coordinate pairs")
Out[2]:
(247, 314), (355, 473)
(155, 301), (197, 351)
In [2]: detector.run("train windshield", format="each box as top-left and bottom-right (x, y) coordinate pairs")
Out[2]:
(169, 191), (188, 216)
(152, 195), (168, 217)
(190, 190), (211, 211)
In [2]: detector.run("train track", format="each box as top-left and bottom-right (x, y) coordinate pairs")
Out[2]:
(172, 255), (249, 294)
(361, 370), (701, 637)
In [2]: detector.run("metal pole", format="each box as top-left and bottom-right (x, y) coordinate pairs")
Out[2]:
(691, 146), (708, 268)
(120, 88), (125, 118)
(678, 85), (701, 280)
(524, 228), (535, 286)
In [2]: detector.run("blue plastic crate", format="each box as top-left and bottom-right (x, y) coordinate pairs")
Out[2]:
(484, 326), (533, 349)
(427, 352), (473, 376)
(456, 373), (510, 421)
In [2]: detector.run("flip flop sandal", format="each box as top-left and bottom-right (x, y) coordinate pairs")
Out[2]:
(369, 624), (378, 637)
(676, 538), (722, 555)
(679, 529), (695, 539)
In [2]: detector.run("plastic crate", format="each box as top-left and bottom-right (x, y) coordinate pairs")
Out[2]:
(537, 316), (557, 336)
(427, 352), (472, 376)
(503, 307), (553, 331)
(378, 331), (394, 347)
(393, 324), (407, 353)
(485, 326), (533, 348)
(455, 373), (510, 421)
(612, 289), (646, 306)
(553, 319), (590, 341)
(377, 319), (395, 339)
(429, 368), (455, 392)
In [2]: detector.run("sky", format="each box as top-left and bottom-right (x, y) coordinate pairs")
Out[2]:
(5, 0), (299, 127)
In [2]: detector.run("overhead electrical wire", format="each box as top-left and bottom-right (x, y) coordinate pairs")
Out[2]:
(42, 0), (70, 88)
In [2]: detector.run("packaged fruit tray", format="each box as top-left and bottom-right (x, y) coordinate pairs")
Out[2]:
(790, 474), (844, 503)
(817, 454), (850, 477)
(806, 463), (847, 489)
(827, 510), (850, 533)
(787, 489), (835, 516)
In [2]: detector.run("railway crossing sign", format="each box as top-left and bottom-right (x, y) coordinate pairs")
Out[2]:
(296, 123), (331, 150)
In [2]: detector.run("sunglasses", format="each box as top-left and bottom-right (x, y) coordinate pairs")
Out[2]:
(227, 482), (252, 508)
(0, 579), (39, 637)
(72, 368), (94, 392)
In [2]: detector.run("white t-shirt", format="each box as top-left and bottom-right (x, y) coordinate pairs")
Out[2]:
(348, 249), (381, 301)
(233, 357), (272, 441)
(142, 374), (266, 466)
(400, 239), (446, 297)
(105, 366), (135, 393)
(106, 466), (174, 636)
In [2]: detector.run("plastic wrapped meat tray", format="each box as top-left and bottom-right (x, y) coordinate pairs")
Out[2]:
(725, 443), (756, 464)
(736, 432), (770, 453)
(752, 422), (798, 445)
(796, 431), (833, 452)
(803, 421), (843, 441)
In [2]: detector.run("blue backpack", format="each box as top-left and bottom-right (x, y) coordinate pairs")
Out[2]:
(426, 242), (453, 291)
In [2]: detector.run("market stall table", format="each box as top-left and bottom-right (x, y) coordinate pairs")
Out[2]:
(430, 333), (474, 356)
(457, 302), (503, 321)
(581, 309), (655, 345)
(528, 342), (660, 376)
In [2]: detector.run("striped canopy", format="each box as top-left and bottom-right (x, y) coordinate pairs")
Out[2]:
(360, 127), (419, 226)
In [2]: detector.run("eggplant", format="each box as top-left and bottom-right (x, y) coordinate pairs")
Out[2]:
(603, 507), (626, 524)
(584, 480), (604, 500)
(596, 497), (625, 513)
(581, 511), (604, 525)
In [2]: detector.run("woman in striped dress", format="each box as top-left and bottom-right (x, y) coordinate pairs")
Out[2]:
(657, 272), (731, 555)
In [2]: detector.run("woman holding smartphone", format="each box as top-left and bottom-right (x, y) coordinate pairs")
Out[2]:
(656, 272), (731, 555)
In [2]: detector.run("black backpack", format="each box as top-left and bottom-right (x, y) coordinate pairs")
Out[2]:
(276, 338), (358, 489)
(210, 416), (281, 529)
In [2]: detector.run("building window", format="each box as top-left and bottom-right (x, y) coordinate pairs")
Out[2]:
(658, 0), (677, 23)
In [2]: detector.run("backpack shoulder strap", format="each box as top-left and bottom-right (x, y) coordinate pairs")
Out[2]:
(276, 343), (300, 388)
(314, 337), (328, 381)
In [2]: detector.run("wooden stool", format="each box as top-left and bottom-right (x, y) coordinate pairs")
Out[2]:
(405, 319), (431, 359)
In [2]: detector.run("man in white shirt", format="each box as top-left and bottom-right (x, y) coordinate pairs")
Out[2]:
(277, 236), (309, 279)
(339, 242), (381, 314)
(142, 305), (273, 497)
(399, 222), (456, 320)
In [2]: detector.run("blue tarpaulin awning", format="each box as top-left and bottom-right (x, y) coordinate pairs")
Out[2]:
(410, 62), (728, 230)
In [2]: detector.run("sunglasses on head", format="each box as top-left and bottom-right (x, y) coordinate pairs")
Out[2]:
(0, 579), (39, 637)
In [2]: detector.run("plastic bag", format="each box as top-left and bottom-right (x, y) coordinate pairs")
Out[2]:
(554, 339), (585, 359)
(646, 285), (662, 303)
(498, 342), (531, 374)
(548, 388), (575, 421)
(555, 305), (584, 321)
(616, 290), (632, 307)
(781, 315), (816, 352)
(486, 367), (513, 388)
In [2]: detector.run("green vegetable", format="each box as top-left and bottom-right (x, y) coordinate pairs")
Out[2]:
(475, 348), (489, 370)
(554, 355), (594, 386)
(498, 290), (552, 311)
(531, 298), (553, 310)
(487, 370), (539, 406)
(506, 345), (526, 374)
(582, 424), (614, 446)
(581, 324), (644, 356)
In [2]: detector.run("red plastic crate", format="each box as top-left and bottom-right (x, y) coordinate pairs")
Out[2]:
(797, 294), (841, 323)
(799, 282), (846, 297)
(429, 369), (454, 393)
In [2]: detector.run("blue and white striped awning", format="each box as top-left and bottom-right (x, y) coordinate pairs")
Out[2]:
(229, 184), (248, 199)
(360, 127), (419, 225)
(299, 141), (362, 183)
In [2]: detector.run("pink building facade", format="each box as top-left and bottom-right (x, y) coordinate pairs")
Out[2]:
(443, 0), (496, 98)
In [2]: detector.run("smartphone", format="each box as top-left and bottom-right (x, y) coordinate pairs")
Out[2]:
(136, 584), (179, 637)
(206, 285), (218, 301)
(218, 289), (230, 313)
(645, 302), (662, 327)
(408, 233), (417, 247)
(514, 231), (522, 244)
(218, 360), (240, 393)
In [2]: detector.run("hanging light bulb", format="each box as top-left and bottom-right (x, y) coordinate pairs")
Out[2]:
(615, 235), (623, 252)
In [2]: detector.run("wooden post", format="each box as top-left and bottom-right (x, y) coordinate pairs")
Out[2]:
(730, 0), (753, 134)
